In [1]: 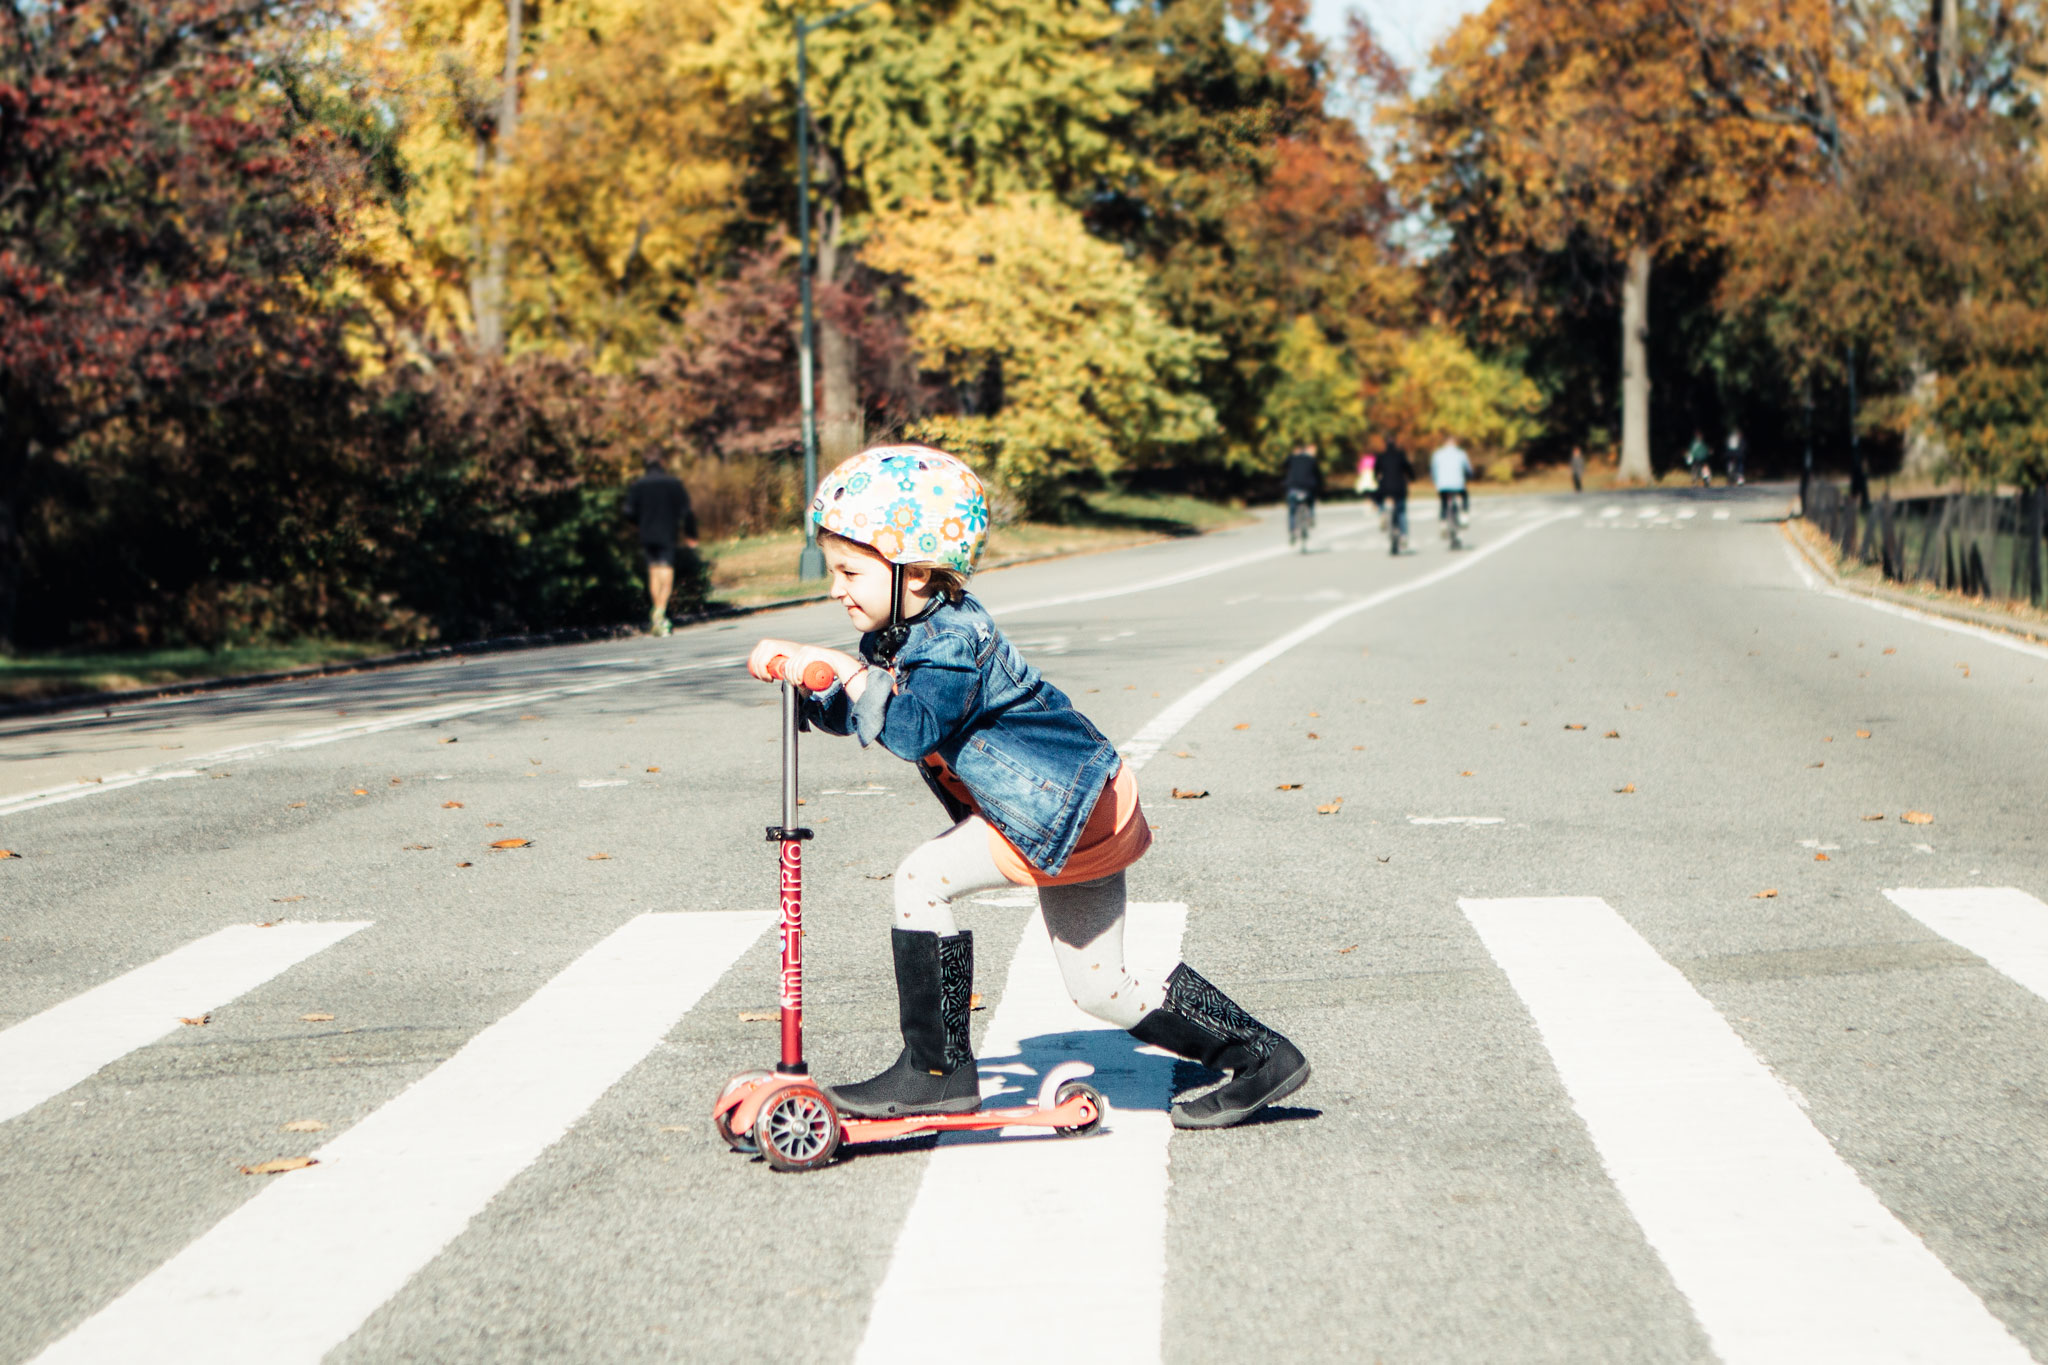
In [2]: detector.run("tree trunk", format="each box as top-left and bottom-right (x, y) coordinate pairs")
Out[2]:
(0, 410), (27, 654)
(1619, 244), (1653, 484)
(812, 146), (862, 467)
(1900, 356), (1946, 480)
(470, 0), (522, 357)
(1930, 0), (1959, 106)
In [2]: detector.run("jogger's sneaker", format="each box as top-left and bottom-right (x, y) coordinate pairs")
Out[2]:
(1128, 962), (1311, 1129)
(828, 930), (981, 1118)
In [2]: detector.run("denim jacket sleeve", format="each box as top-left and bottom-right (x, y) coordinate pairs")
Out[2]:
(856, 630), (982, 758)
(797, 677), (855, 736)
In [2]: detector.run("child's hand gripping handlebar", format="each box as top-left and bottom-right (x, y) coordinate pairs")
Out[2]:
(767, 655), (838, 693)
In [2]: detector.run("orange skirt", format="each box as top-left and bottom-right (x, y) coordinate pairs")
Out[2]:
(923, 757), (1151, 887)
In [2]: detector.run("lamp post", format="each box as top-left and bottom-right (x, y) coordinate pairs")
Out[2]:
(794, 0), (878, 582)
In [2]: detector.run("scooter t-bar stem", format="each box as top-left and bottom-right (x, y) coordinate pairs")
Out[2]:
(771, 676), (812, 1075)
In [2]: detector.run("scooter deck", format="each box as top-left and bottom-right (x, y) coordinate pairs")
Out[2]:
(839, 1092), (1099, 1144)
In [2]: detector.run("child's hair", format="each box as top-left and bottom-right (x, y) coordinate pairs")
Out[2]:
(818, 529), (969, 604)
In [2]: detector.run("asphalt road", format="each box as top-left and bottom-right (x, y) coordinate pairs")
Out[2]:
(4, 486), (2046, 1364)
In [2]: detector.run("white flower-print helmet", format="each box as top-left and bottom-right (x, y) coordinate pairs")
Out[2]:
(810, 444), (990, 576)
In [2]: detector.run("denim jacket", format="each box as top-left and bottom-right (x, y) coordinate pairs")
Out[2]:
(802, 594), (1120, 875)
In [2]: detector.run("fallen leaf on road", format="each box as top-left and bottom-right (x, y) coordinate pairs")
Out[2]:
(1753, 888), (1779, 899)
(1174, 751), (1193, 759)
(1823, 736), (1834, 742)
(489, 838), (531, 849)
(0, 850), (19, 860)
(1861, 813), (1885, 821)
(1412, 698), (1427, 705)
(1564, 724), (1586, 731)
(389, 778), (402, 786)
(241, 1157), (317, 1176)
(1883, 647), (1895, 655)
(287, 802), (307, 809)
(1308, 711), (1320, 718)
(970, 993), (985, 1010)
(443, 801), (463, 809)
(586, 853), (611, 861)
(1171, 788), (1208, 800)
(485, 821), (502, 828)
(1809, 762), (1825, 768)
(1814, 853), (1830, 861)
(1233, 722), (1250, 730)
(1316, 798), (1345, 814)
(1615, 783), (1636, 794)
(1306, 732), (1320, 740)
(737, 1010), (776, 1023)
(1855, 729), (1871, 739)
(402, 844), (431, 851)
(300, 1013), (335, 1023)
(280, 1120), (326, 1133)
(352, 788), (368, 796)
(1902, 810), (1934, 825)
(1336, 944), (1359, 955)
(439, 736), (458, 744)
(271, 895), (305, 903)
(456, 861), (473, 868)
(519, 714), (542, 721)
(864, 872), (893, 880)
(1460, 770), (1476, 777)
(1666, 691), (1677, 697)
(646, 766), (660, 773)
(1604, 730), (1620, 739)
(1276, 783), (1301, 790)
(1376, 854), (1390, 863)
(180, 1014), (210, 1026)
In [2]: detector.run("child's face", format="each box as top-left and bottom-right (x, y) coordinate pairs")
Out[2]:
(823, 536), (930, 633)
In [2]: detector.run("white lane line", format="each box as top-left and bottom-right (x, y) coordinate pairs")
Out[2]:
(1676, 509), (1697, 520)
(1601, 506), (1623, 518)
(1409, 815), (1504, 825)
(1636, 506), (1659, 518)
(0, 656), (741, 821)
(1119, 510), (1575, 766)
(855, 904), (1187, 1364)
(1781, 537), (2048, 662)
(1885, 888), (2048, 1002)
(34, 911), (772, 1365)
(1462, 896), (2031, 1365)
(0, 922), (370, 1126)
(1712, 509), (1731, 520)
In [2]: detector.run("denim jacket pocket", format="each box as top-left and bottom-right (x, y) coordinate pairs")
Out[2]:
(959, 734), (1058, 841)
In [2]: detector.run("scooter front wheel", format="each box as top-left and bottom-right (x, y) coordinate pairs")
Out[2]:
(1054, 1080), (1107, 1138)
(755, 1084), (842, 1172)
(713, 1070), (771, 1153)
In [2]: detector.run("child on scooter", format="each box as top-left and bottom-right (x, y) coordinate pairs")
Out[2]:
(746, 444), (1310, 1130)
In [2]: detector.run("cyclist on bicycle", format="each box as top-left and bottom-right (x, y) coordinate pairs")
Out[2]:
(1430, 435), (1473, 537)
(1283, 442), (1321, 548)
(1377, 438), (1414, 554)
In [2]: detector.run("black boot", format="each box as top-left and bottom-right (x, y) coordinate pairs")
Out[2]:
(828, 929), (981, 1118)
(1129, 963), (1310, 1129)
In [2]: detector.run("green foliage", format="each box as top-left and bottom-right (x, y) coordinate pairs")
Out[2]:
(1256, 316), (1367, 469)
(1372, 329), (1546, 459)
(865, 196), (1219, 512)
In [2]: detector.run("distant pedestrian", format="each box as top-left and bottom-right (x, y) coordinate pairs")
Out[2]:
(1570, 444), (1585, 493)
(624, 455), (698, 637)
(1377, 438), (1414, 554)
(1725, 428), (1746, 485)
(1685, 430), (1713, 487)
(1355, 450), (1378, 497)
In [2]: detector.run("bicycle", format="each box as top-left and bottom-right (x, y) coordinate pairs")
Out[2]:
(1286, 491), (1315, 553)
(1439, 489), (1468, 550)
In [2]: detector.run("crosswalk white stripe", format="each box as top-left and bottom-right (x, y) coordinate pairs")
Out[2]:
(1461, 896), (2031, 1365)
(854, 904), (1188, 1364)
(1885, 887), (2048, 1003)
(34, 910), (773, 1365)
(0, 921), (371, 1125)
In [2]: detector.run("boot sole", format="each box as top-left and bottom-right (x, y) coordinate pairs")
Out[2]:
(824, 1089), (982, 1120)
(1171, 1058), (1311, 1130)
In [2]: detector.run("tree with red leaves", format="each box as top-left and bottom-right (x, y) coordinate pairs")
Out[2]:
(0, 0), (366, 650)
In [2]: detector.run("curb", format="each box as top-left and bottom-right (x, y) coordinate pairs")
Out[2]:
(1780, 519), (2048, 647)
(0, 595), (825, 723)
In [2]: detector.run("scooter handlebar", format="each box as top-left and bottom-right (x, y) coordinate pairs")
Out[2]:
(765, 655), (839, 692)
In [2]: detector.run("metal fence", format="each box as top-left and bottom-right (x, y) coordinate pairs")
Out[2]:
(1803, 481), (2048, 610)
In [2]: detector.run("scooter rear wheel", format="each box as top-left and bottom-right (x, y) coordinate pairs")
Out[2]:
(713, 1070), (770, 1154)
(1054, 1080), (1106, 1138)
(754, 1084), (842, 1172)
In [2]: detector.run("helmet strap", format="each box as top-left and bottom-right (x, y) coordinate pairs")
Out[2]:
(872, 562), (912, 664)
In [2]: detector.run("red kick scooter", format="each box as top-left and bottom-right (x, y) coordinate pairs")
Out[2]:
(711, 656), (1108, 1172)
